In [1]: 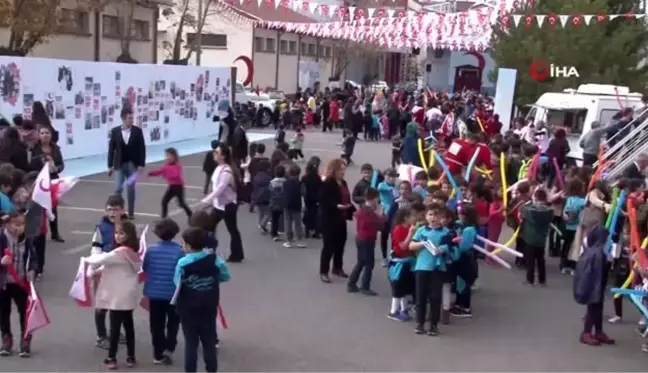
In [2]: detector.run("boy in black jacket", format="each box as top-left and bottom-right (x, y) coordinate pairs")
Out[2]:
(202, 140), (219, 195)
(252, 159), (272, 234)
(283, 164), (305, 248)
(352, 163), (374, 205)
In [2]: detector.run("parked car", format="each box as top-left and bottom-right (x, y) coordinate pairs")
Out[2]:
(234, 82), (275, 127)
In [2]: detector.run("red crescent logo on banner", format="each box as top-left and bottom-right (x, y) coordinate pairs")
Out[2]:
(39, 179), (50, 192)
(233, 56), (254, 87)
(463, 52), (485, 72)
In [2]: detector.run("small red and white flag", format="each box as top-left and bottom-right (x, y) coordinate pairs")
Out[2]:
(51, 177), (79, 208)
(69, 258), (93, 307)
(138, 225), (149, 283)
(31, 165), (54, 220)
(25, 281), (51, 337)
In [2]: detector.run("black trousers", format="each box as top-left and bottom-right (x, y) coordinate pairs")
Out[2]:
(49, 205), (61, 238)
(181, 309), (218, 373)
(415, 271), (444, 327)
(548, 216), (563, 257)
(270, 209), (283, 237)
(320, 222), (347, 274)
(302, 203), (319, 236)
(108, 310), (135, 360)
(149, 299), (180, 360)
(212, 203), (244, 261)
(583, 302), (604, 334)
(0, 283), (28, 338)
(379, 220), (391, 259)
(514, 236), (525, 267)
(612, 259), (628, 317)
(348, 238), (376, 290)
(525, 243), (546, 284)
(161, 185), (192, 218)
(33, 234), (46, 274)
(291, 149), (304, 159)
(560, 229), (577, 270)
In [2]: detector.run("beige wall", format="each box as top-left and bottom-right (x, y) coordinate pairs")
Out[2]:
(101, 3), (156, 63)
(157, 11), (254, 83)
(253, 28), (335, 93)
(0, 0), (156, 63)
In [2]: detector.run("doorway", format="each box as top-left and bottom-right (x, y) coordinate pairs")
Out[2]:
(453, 65), (481, 92)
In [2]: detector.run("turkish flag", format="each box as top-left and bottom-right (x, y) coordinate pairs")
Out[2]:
(69, 258), (93, 307)
(31, 165), (54, 220)
(50, 177), (79, 208)
(25, 281), (51, 337)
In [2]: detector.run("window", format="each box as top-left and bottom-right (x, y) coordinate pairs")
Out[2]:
(546, 109), (588, 134)
(254, 37), (264, 52)
(288, 41), (297, 54)
(307, 44), (316, 56)
(324, 46), (332, 58)
(186, 33), (227, 48)
(300, 42), (306, 53)
(133, 20), (150, 40)
(102, 15), (120, 38)
(280, 39), (288, 54)
(59, 9), (89, 34)
(599, 109), (619, 126)
(265, 38), (275, 53)
(102, 15), (149, 40)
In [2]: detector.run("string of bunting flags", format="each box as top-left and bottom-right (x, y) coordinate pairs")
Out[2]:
(215, 0), (648, 50)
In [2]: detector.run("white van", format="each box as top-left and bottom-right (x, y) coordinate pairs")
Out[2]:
(525, 84), (643, 161)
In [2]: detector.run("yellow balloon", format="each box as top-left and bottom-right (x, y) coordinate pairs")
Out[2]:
(500, 153), (508, 215)
(417, 139), (427, 171)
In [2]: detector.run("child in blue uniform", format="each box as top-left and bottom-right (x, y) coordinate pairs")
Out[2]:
(451, 204), (478, 318)
(377, 169), (399, 266)
(409, 204), (451, 336)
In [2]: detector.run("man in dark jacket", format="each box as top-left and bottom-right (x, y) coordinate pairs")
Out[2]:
(107, 107), (146, 219)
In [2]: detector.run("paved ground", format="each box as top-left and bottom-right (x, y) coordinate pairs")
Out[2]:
(3, 129), (648, 371)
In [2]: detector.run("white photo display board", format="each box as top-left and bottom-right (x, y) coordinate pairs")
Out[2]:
(0, 56), (232, 159)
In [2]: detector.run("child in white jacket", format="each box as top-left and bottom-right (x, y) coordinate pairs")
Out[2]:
(85, 221), (142, 370)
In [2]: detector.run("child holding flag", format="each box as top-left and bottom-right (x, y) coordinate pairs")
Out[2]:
(0, 211), (37, 357)
(85, 221), (142, 369)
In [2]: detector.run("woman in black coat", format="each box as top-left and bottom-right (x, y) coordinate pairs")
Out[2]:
(32, 101), (59, 144)
(29, 126), (65, 242)
(319, 158), (354, 283)
(0, 127), (30, 171)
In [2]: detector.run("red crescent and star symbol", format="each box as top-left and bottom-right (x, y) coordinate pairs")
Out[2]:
(233, 56), (254, 87)
(39, 179), (51, 193)
(529, 60), (550, 82)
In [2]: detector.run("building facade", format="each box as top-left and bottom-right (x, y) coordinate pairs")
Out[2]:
(0, 0), (165, 63)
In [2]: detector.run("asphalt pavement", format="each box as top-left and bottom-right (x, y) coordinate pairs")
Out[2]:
(3, 129), (647, 371)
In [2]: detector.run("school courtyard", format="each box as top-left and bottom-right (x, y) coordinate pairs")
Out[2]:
(3, 130), (647, 372)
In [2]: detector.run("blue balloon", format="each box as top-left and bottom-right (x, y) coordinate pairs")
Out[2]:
(433, 152), (462, 201)
(464, 148), (480, 182)
(371, 170), (379, 188)
(610, 288), (648, 297)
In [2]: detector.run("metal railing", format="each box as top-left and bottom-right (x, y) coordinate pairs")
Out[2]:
(595, 106), (648, 179)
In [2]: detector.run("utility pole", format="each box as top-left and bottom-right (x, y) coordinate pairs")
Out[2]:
(196, 0), (203, 66)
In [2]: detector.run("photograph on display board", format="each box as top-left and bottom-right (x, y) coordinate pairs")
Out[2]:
(58, 66), (73, 91)
(0, 56), (230, 159)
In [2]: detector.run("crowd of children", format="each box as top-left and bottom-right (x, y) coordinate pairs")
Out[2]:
(87, 194), (230, 371)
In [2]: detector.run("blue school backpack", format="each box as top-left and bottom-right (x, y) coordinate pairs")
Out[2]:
(573, 226), (608, 305)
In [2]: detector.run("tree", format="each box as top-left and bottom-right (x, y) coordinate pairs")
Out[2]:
(160, 0), (218, 64)
(0, 0), (61, 56)
(113, 0), (137, 63)
(331, 40), (382, 81)
(490, 0), (648, 106)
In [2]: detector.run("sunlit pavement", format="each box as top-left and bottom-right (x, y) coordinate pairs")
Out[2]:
(4, 130), (647, 371)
